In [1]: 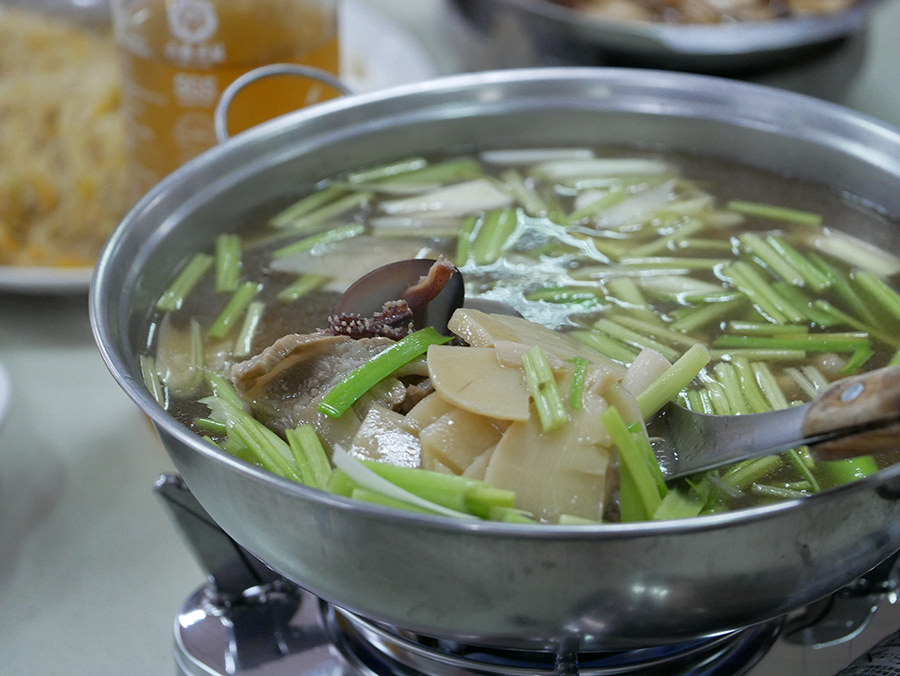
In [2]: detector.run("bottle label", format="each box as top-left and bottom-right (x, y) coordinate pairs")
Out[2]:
(164, 0), (225, 65)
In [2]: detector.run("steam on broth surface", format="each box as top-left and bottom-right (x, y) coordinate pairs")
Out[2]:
(143, 147), (900, 524)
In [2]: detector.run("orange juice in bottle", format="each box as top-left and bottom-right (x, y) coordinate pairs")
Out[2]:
(112, 0), (340, 198)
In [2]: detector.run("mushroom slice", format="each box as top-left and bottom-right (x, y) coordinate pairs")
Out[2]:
(427, 344), (530, 421)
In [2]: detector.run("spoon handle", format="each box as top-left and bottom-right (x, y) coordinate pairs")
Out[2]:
(802, 365), (900, 461)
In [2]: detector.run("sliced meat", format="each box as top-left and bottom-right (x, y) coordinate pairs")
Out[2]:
(230, 333), (397, 442)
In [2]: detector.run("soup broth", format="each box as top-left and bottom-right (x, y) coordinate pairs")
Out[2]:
(142, 147), (900, 524)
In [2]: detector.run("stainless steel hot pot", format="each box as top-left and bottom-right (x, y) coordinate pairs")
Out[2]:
(91, 68), (900, 652)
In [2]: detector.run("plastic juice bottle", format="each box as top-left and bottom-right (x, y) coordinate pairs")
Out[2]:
(113, 0), (340, 199)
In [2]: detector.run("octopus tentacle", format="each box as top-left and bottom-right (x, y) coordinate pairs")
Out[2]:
(326, 258), (459, 340)
(327, 299), (416, 340)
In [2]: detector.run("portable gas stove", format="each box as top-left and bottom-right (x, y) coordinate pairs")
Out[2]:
(155, 474), (900, 676)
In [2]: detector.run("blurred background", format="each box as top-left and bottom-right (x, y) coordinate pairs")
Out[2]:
(2, 0), (900, 673)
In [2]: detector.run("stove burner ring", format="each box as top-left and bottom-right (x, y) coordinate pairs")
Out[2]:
(322, 602), (783, 676)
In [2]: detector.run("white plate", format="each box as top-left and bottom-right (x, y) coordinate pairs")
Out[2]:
(0, 362), (10, 432)
(0, 0), (438, 296)
(0, 265), (95, 295)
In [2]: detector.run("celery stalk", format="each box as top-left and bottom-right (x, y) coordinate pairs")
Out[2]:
(275, 192), (371, 231)
(853, 269), (900, 323)
(720, 263), (788, 324)
(593, 318), (680, 362)
(318, 328), (452, 418)
(670, 299), (745, 334)
(375, 158), (483, 188)
(767, 235), (831, 290)
(612, 315), (700, 349)
(229, 416), (302, 482)
(277, 273), (329, 302)
(203, 370), (245, 410)
(726, 200), (822, 226)
(721, 456), (782, 489)
(841, 346), (875, 374)
(710, 349), (806, 362)
(472, 208), (518, 265)
(813, 300), (900, 348)
(713, 362), (750, 415)
(234, 300), (265, 358)
(525, 286), (604, 304)
(500, 168), (549, 215)
(752, 362), (790, 410)
(727, 321), (808, 335)
(351, 488), (442, 516)
(565, 190), (625, 224)
(750, 484), (808, 500)
(522, 345), (568, 432)
(810, 254), (882, 328)
(285, 425), (332, 490)
(773, 281), (837, 327)
(732, 358), (769, 414)
(569, 329), (639, 364)
(739, 232), (805, 286)
(821, 456), (879, 485)
(636, 343), (711, 419)
(157, 253), (214, 312)
(671, 299), (744, 333)
(140, 355), (166, 407)
(567, 357), (588, 411)
(326, 468), (357, 497)
(713, 334), (870, 353)
(653, 487), (704, 520)
(214, 234), (242, 293)
(786, 449), (820, 493)
(602, 406), (665, 522)
(627, 217), (705, 257)
(272, 223), (365, 259)
(488, 506), (538, 523)
(207, 281), (262, 339)
(360, 460), (515, 518)
(704, 381), (732, 415)
(455, 214), (478, 265)
(269, 184), (347, 227)
(346, 157), (428, 184)
(606, 275), (664, 327)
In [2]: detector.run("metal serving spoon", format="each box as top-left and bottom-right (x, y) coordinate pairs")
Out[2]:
(332, 258), (518, 336)
(650, 365), (900, 481)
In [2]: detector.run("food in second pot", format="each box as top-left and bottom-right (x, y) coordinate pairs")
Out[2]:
(545, 0), (859, 24)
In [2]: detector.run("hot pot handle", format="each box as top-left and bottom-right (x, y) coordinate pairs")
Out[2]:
(214, 64), (354, 143)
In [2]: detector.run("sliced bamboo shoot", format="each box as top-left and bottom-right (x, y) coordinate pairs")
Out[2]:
(427, 345), (530, 421)
(350, 404), (421, 468)
(419, 409), (507, 474)
(448, 308), (626, 376)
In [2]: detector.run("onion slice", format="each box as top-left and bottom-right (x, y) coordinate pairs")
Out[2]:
(331, 446), (479, 520)
(378, 179), (513, 217)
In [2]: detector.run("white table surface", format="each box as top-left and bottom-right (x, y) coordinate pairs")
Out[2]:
(2, 1), (900, 674)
